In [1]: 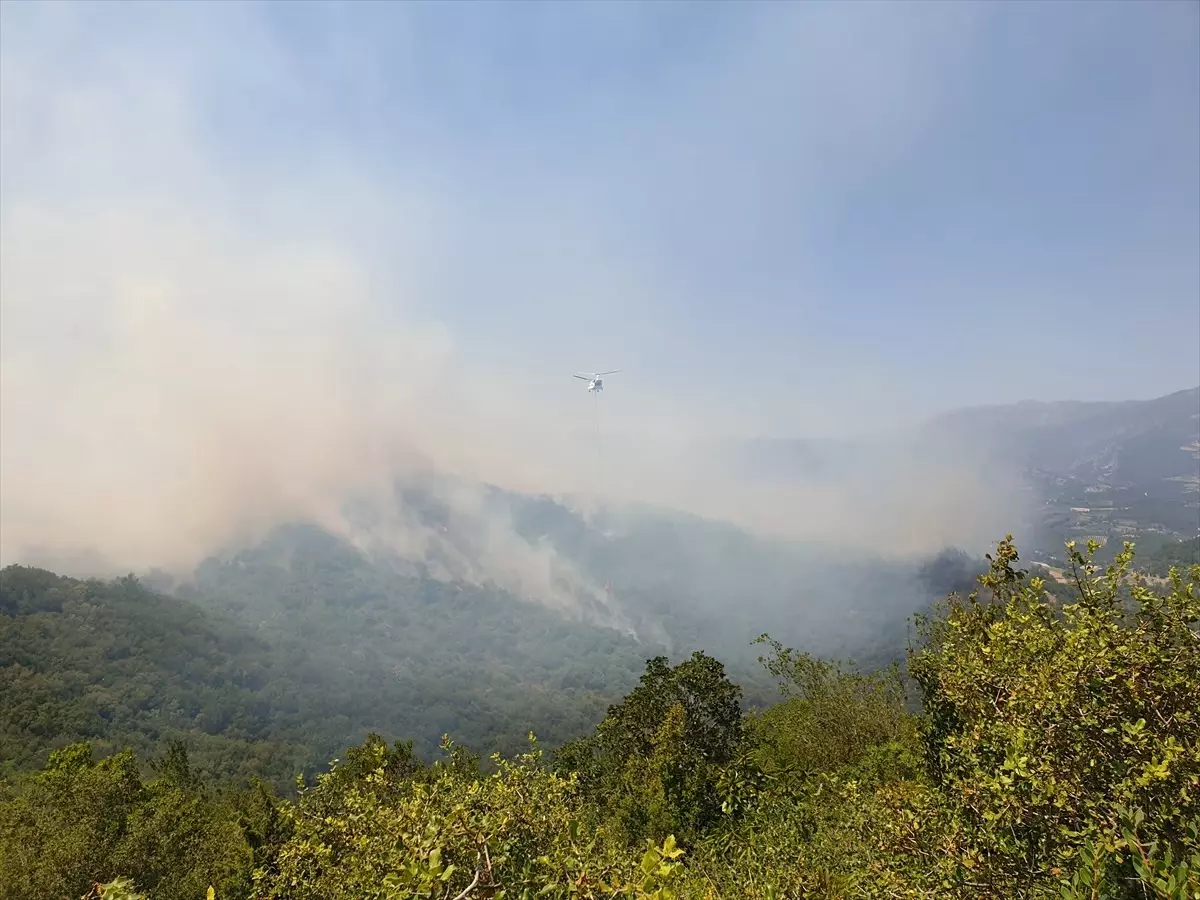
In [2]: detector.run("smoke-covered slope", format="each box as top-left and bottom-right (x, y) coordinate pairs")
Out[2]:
(927, 387), (1200, 554)
(182, 489), (982, 680)
(928, 387), (1199, 489)
(723, 387), (1199, 556)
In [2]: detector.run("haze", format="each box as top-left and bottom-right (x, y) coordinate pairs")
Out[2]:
(1, 2), (1197, 583)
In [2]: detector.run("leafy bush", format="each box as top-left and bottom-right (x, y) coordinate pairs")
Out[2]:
(555, 652), (744, 846)
(0, 743), (250, 900)
(747, 633), (917, 778)
(257, 734), (687, 900)
(910, 537), (1200, 893)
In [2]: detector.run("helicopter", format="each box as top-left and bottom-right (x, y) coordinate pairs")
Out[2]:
(573, 370), (622, 393)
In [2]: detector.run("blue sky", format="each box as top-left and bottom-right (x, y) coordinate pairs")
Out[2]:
(2, 0), (1196, 568)
(1, 0), (1197, 440)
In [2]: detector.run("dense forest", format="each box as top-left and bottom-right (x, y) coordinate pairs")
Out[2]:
(0, 512), (990, 790)
(0, 559), (659, 787)
(1, 537), (1196, 899)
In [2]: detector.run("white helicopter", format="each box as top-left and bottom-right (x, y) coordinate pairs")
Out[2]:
(573, 370), (622, 393)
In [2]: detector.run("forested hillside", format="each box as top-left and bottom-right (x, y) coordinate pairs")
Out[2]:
(0, 561), (654, 785)
(0, 566), (309, 784)
(2, 538), (1196, 899)
(3, 506), (982, 789)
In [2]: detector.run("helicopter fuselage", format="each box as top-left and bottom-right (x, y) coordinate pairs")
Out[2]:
(575, 370), (618, 392)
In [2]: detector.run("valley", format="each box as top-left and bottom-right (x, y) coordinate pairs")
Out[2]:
(2, 4), (1197, 891)
(2, 388), (1195, 792)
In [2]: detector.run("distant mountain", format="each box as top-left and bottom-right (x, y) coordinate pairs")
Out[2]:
(927, 387), (1199, 486)
(721, 387), (1199, 560)
(925, 387), (1199, 558)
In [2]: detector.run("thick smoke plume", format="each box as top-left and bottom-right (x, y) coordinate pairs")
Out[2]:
(0, 3), (1024, 616)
